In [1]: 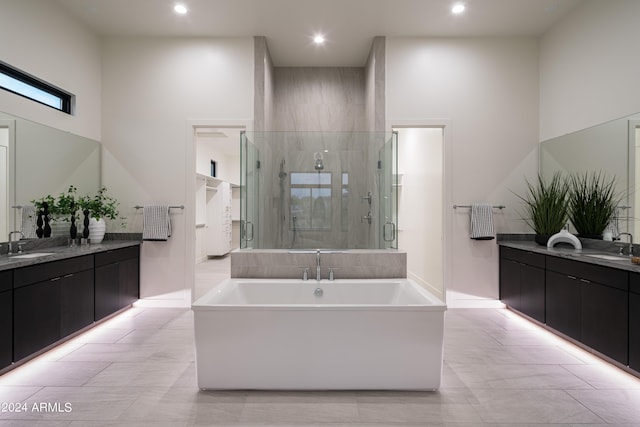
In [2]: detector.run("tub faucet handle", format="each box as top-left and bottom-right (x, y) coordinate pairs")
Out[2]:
(328, 267), (339, 281)
(299, 267), (309, 281)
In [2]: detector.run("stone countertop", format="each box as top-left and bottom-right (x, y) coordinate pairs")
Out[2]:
(0, 240), (141, 272)
(499, 240), (640, 273)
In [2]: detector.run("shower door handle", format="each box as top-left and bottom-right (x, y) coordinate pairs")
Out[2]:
(243, 221), (254, 241)
(383, 221), (396, 242)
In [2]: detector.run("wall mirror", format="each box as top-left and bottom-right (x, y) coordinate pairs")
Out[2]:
(539, 112), (640, 237)
(0, 111), (101, 241)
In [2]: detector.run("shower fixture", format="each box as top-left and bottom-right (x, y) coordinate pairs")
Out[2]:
(278, 158), (287, 179)
(314, 152), (324, 171)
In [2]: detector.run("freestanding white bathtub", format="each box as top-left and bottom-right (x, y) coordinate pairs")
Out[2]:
(192, 278), (446, 390)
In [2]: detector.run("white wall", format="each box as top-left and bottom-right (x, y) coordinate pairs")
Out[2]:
(540, 0), (640, 141)
(386, 37), (540, 299)
(196, 134), (241, 184)
(101, 37), (254, 302)
(396, 127), (444, 299)
(0, 0), (101, 140)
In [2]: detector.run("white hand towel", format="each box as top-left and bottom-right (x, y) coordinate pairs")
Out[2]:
(21, 205), (37, 238)
(142, 205), (171, 241)
(470, 203), (495, 240)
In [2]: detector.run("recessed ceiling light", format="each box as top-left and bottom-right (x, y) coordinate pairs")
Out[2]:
(313, 35), (325, 45)
(452, 3), (465, 14)
(174, 4), (188, 14)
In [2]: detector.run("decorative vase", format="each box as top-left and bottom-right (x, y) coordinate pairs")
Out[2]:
(88, 217), (106, 243)
(49, 220), (67, 237)
(82, 210), (90, 238)
(36, 210), (44, 238)
(534, 233), (551, 246)
(43, 203), (51, 238)
(577, 234), (603, 240)
(70, 213), (77, 239)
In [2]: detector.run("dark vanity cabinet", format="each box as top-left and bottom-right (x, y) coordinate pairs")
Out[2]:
(501, 244), (635, 369)
(545, 265), (582, 340)
(630, 273), (640, 371)
(545, 256), (628, 365)
(95, 246), (139, 320)
(499, 246), (545, 322)
(13, 255), (94, 361)
(0, 270), (13, 370)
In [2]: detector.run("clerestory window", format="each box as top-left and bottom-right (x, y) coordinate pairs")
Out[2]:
(0, 62), (73, 114)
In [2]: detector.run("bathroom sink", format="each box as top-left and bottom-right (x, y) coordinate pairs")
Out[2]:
(9, 252), (55, 259)
(584, 254), (630, 261)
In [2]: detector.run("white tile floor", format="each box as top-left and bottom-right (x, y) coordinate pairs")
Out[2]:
(1, 256), (640, 426)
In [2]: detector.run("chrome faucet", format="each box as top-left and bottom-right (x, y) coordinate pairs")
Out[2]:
(7, 231), (24, 255)
(616, 232), (634, 256)
(316, 250), (321, 281)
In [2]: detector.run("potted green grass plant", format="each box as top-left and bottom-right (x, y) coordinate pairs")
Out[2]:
(515, 172), (570, 245)
(568, 171), (621, 239)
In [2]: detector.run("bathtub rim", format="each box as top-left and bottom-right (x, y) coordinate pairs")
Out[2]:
(192, 277), (447, 312)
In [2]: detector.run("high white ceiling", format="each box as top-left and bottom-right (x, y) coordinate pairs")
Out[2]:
(56, 0), (583, 67)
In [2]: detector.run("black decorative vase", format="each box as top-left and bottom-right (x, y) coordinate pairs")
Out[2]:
(577, 234), (603, 240)
(43, 203), (51, 238)
(534, 233), (551, 246)
(36, 210), (44, 238)
(83, 210), (90, 239)
(70, 213), (77, 240)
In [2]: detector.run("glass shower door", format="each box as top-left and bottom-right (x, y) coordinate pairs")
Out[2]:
(240, 132), (260, 248)
(378, 132), (398, 249)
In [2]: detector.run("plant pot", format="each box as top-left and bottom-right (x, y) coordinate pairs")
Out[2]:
(88, 217), (106, 244)
(535, 233), (552, 246)
(49, 220), (68, 238)
(577, 234), (603, 240)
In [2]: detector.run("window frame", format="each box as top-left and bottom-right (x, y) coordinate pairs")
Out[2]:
(0, 62), (73, 114)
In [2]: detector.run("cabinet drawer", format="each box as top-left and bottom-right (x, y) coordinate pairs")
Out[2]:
(500, 246), (545, 268)
(14, 255), (94, 289)
(95, 245), (139, 267)
(546, 256), (628, 291)
(0, 270), (12, 292)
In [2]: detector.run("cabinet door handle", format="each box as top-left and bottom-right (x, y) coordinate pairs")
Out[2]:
(567, 275), (577, 280)
(63, 274), (74, 278)
(50, 277), (61, 282)
(580, 278), (591, 284)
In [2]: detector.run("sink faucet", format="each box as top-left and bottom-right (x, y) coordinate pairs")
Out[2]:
(316, 250), (321, 281)
(616, 232), (634, 256)
(7, 231), (24, 255)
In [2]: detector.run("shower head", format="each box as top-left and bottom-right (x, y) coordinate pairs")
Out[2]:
(314, 152), (324, 171)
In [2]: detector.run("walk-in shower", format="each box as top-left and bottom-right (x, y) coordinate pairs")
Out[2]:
(240, 132), (398, 249)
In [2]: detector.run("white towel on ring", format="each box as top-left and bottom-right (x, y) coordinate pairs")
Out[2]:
(21, 205), (37, 238)
(470, 203), (495, 240)
(142, 205), (171, 241)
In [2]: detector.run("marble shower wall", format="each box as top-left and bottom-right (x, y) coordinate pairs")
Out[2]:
(365, 36), (386, 133)
(253, 36), (275, 132)
(272, 67), (367, 132)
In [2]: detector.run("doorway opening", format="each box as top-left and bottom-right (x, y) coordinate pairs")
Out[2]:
(393, 126), (446, 300)
(189, 123), (247, 302)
